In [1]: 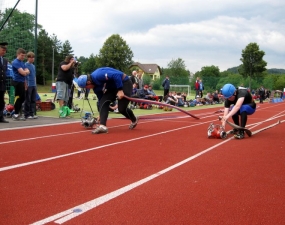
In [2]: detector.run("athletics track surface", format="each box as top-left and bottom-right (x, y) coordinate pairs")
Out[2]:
(0, 102), (285, 225)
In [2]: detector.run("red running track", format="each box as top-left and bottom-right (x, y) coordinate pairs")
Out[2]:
(0, 102), (285, 224)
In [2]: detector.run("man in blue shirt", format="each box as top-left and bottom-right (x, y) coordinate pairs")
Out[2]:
(24, 51), (37, 119)
(77, 67), (138, 134)
(12, 48), (30, 121)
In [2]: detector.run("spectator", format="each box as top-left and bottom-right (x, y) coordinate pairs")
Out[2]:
(138, 85), (153, 102)
(130, 70), (138, 86)
(56, 55), (75, 118)
(137, 72), (143, 89)
(195, 96), (203, 106)
(24, 51), (38, 119)
(195, 77), (200, 96)
(165, 92), (178, 106)
(147, 85), (163, 102)
(265, 89), (271, 99)
(258, 85), (265, 104)
(175, 92), (185, 106)
(199, 79), (204, 98)
(162, 76), (170, 97)
(12, 48), (30, 121)
(6, 60), (14, 104)
(129, 83), (138, 109)
(212, 90), (219, 103)
(0, 41), (9, 123)
(205, 92), (214, 105)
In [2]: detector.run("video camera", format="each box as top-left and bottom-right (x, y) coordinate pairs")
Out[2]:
(74, 60), (81, 67)
(81, 112), (97, 128)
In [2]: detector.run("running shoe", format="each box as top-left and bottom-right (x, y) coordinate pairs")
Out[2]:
(234, 131), (244, 139)
(92, 125), (108, 134)
(129, 116), (139, 130)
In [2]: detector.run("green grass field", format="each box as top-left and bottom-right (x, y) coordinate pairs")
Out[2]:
(4, 85), (225, 119)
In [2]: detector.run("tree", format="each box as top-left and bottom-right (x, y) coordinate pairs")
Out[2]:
(97, 34), (133, 73)
(163, 58), (189, 85)
(81, 54), (98, 74)
(0, 8), (36, 61)
(60, 40), (74, 59)
(195, 65), (221, 92)
(239, 43), (267, 90)
(37, 29), (54, 85)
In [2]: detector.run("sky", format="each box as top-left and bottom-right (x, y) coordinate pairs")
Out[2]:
(4, 0), (285, 72)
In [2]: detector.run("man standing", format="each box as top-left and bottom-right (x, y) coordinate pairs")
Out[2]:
(12, 48), (30, 121)
(130, 70), (138, 86)
(0, 42), (9, 123)
(199, 79), (204, 98)
(56, 55), (75, 118)
(137, 72), (144, 89)
(220, 84), (256, 139)
(162, 76), (170, 97)
(258, 85), (265, 104)
(24, 52), (37, 119)
(195, 76), (200, 97)
(77, 67), (138, 134)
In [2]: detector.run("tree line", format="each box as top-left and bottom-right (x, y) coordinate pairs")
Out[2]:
(0, 8), (284, 91)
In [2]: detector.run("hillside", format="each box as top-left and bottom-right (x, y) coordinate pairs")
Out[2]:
(226, 67), (285, 74)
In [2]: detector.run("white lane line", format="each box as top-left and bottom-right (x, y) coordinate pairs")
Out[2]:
(0, 120), (211, 172)
(0, 120), (80, 131)
(0, 116), (191, 145)
(31, 137), (233, 225)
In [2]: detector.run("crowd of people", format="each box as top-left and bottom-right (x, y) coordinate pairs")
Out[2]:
(0, 41), (38, 123)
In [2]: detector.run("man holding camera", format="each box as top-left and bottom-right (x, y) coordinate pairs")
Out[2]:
(77, 67), (138, 134)
(56, 55), (75, 118)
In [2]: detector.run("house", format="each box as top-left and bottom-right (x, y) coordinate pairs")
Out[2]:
(129, 62), (162, 80)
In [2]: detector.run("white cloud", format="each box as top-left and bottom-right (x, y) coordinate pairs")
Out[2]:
(5, 0), (285, 72)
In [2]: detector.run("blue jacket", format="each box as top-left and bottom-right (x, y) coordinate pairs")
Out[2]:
(162, 78), (170, 89)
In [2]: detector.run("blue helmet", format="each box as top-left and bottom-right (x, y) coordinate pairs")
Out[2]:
(77, 75), (87, 88)
(222, 84), (236, 98)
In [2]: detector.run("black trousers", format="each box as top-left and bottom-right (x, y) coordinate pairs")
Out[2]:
(13, 81), (26, 114)
(24, 86), (36, 117)
(0, 90), (5, 118)
(164, 89), (169, 97)
(99, 79), (136, 126)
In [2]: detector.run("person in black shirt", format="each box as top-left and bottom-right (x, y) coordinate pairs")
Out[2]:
(0, 42), (9, 123)
(56, 55), (75, 117)
(220, 84), (256, 139)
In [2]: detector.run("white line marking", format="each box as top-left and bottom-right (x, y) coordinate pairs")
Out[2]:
(0, 120), (80, 131)
(0, 116), (188, 145)
(0, 120), (211, 172)
(31, 137), (233, 225)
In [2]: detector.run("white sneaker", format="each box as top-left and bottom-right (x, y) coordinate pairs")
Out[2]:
(92, 125), (108, 134)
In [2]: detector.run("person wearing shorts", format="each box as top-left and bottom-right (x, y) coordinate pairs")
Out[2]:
(56, 55), (75, 117)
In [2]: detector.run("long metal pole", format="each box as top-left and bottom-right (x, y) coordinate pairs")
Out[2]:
(52, 46), (54, 83)
(0, 0), (21, 31)
(34, 0), (38, 71)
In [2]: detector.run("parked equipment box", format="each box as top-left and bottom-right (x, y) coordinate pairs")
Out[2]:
(39, 102), (52, 111)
